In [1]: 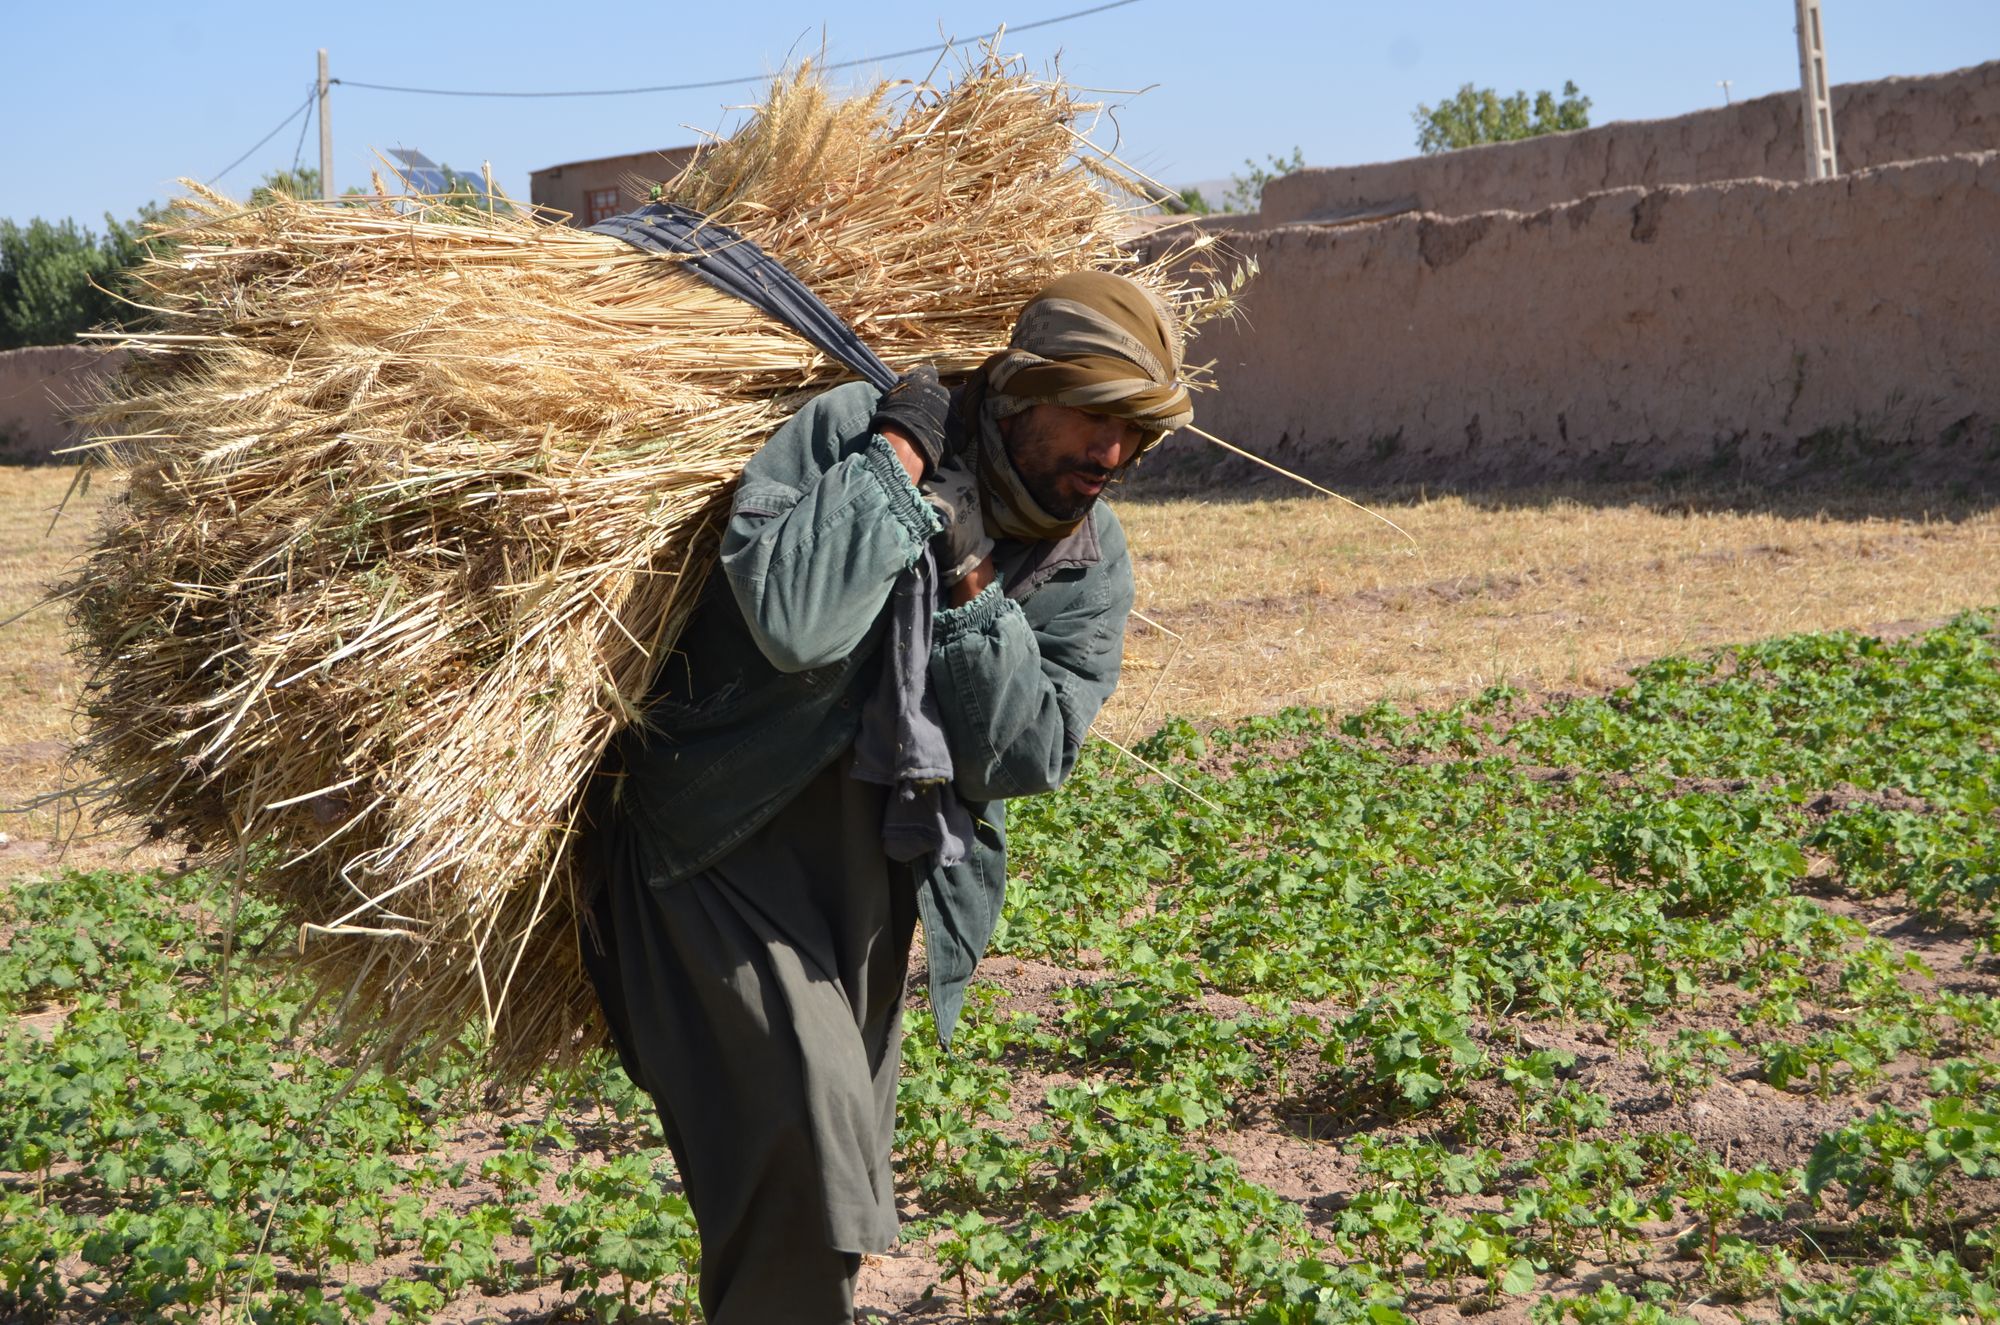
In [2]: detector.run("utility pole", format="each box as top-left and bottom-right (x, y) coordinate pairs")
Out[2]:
(1794, 0), (1838, 178)
(1717, 79), (1734, 105)
(318, 48), (334, 199)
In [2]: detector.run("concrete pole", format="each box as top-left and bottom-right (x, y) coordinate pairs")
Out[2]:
(1794, 0), (1838, 178)
(318, 48), (334, 199)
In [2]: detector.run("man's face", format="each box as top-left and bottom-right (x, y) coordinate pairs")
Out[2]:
(999, 404), (1148, 520)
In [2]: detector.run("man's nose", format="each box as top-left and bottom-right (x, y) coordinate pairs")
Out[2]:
(1086, 420), (1132, 468)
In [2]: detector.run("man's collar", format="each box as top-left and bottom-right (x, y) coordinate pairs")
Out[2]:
(1003, 508), (1102, 601)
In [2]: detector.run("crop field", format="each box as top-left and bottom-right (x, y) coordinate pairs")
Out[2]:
(2, 467), (1998, 1322)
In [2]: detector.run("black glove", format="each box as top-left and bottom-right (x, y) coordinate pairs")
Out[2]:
(869, 365), (951, 477)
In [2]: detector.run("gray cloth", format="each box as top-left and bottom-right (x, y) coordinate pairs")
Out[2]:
(581, 762), (917, 1322)
(848, 545), (976, 867)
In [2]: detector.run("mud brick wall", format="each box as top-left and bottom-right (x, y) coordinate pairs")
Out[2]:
(0, 346), (124, 464)
(1263, 61), (2000, 225)
(1157, 151), (2000, 488)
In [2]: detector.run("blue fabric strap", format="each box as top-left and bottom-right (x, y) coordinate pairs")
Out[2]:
(589, 202), (898, 393)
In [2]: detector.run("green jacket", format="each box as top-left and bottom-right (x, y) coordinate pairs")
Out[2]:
(609, 381), (1133, 1037)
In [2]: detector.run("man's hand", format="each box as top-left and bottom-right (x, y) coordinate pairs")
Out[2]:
(870, 366), (951, 481)
(923, 459), (996, 593)
(948, 555), (997, 605)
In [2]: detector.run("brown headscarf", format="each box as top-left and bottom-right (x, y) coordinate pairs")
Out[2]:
(960, 272), (1192, 540)
(982, 271), (1193, 433)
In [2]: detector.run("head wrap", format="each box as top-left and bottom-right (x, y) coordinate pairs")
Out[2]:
(983, 271), (1193, 435)
(955, 272), (1191, 542)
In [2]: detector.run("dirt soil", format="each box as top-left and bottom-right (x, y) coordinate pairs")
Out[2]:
(4, 464), (1999, 1320)
(842, 851), (2000, 1322)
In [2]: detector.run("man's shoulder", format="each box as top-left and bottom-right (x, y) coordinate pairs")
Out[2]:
(1091, 499), (1128, 565)
(746, 380), (882, 484)
(1077, 502), (1132, 611)
(784, 380), (879, 444)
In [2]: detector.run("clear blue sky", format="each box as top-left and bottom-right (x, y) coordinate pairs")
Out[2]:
(6, 1), (1997, 227)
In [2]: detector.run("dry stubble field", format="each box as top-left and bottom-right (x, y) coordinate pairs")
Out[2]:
(1101, 475), (1999, 740)
(7, 464), (1995, 871)
(2, 460), (1998, 1323)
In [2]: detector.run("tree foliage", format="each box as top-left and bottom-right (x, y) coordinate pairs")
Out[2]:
(1161, 147), (1302, 218)
(0, 164), (500, 349)
(249, 166), (323, 206)
(0, 211), (160, 350)
(1163, 186), (1212, 216)
(1224, 146), (1304, 213)
(1414, 81), (1592, 155)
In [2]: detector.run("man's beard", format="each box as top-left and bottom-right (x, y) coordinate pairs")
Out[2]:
(1004, 425), (1112, 522)
(1017, 463), (1106, 521)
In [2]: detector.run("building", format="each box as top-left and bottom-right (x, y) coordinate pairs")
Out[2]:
(528, 146), (702, 226)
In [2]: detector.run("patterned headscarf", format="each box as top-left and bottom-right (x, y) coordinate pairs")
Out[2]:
(959, 272), (1191, 541)
(981, 271), (1192, 434)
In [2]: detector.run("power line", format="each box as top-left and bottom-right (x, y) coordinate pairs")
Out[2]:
(331, 0), (1142, 99)
(291, 85), (318, 177)
(208, 88), (317, 185)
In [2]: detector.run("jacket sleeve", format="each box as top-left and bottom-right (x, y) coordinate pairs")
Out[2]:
(926, 520), (1133, 801)
(719, 387), (941, 673)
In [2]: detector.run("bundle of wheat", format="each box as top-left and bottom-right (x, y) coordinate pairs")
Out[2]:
(64, 49), (1241, 1082)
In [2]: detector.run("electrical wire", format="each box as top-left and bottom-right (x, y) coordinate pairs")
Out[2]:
(332, 0), (1142, 98)
(207, 88), (317, 185)
(290, 86), (317, 179)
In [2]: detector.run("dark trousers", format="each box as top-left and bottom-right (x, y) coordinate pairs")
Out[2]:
(583, 765), (917, 1324)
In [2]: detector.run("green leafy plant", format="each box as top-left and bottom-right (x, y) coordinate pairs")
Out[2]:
(1530, 1282), (1697, 1324)
(1325, 993), (1486, 1112)
(1673, 1160), (1794, 1285)
(1804, 1090), (2000, 1233)
(1645, 1028), (1741, 1103)
(1414, 81), (1592, 154)
(1777, 1238), (2000, 1324)
(9, 613), (2000, 1322)
(1499, 1048), (1577, 1129)
(1223, 147), (1305, 213)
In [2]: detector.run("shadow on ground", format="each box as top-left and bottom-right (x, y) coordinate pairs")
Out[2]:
(1118, 433), (2000, 521)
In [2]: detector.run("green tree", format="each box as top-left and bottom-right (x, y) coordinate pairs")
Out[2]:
(100, 205), (169, 274)
(1224, 146), (1305, 213)
(0, 196), (182, 348)
(1158, 186), (1213, 217)
(1414, 81), (1592, 155)
(0, 218), (107, 348)
(0, 214), (147, 350)
(249, 166), (322, 205)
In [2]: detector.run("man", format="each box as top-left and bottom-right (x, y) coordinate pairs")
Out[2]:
(581, 270), (1191, 1322)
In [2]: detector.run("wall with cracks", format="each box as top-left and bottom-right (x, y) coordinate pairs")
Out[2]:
(0, 346), (124, 464)
(1260, 61), (2000, 227)
(1144, 151), (2000, 490)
